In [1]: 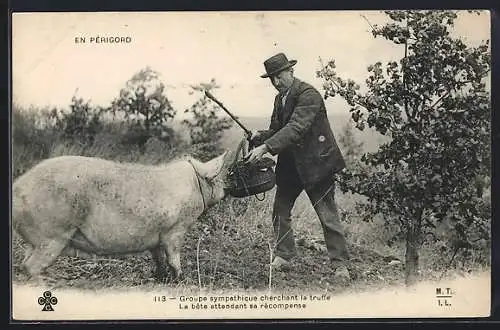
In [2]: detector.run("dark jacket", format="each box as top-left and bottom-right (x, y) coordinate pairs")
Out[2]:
(254, 78), (346, 188)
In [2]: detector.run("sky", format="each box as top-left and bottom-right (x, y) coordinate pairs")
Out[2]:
(12, 10), (491, 118)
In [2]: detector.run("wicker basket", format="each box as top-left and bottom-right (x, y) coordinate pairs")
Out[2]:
(226, 157), (276, 198)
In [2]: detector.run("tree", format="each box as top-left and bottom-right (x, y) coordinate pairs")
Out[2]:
(182, 79), (234, 160)
(317, 10), (491, 285)
(51, 96), (104, 146)
(109, 67), (176, 148)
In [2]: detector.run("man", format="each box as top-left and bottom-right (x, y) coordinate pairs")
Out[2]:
(246, 53), (350, 282)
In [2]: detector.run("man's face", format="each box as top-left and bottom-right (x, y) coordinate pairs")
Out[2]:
(269, 69), (294, 93)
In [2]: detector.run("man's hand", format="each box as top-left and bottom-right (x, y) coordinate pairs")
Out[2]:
(245, 144), (269, 163)
(248, 130), (262, 146)
(250, 131), (261, 141)
(247, 130), (263, 151)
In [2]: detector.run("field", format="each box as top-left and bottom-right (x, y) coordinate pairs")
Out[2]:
(11, 106), (490, 297)
(11, 191), (403, 293)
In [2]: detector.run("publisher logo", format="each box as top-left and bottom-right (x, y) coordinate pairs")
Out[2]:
(38, 291), (58, 311)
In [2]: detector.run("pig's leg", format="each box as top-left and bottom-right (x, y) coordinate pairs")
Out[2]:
(60, 245), (77, 257)
(149, 245), (167, 282)
(161, 227), (186, 281)
(23, 228), (77, 280)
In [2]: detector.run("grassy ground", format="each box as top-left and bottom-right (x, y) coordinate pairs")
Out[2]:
(12, 184), (488, 295)
(12, 208), (407, 295)
(11, 107), (490, 295)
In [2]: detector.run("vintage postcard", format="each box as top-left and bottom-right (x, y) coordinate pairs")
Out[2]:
(10, 10), (492, 321)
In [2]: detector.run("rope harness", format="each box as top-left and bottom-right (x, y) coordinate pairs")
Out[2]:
(188, 159), (212, 212)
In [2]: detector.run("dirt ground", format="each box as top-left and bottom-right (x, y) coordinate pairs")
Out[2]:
(11, 231), (418, 294)
(11, 195), (488, 295)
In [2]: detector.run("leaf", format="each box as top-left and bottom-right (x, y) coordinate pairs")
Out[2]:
(431, 174), (443, 184)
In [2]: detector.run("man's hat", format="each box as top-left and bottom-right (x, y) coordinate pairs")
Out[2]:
(260, 53), (297, 78)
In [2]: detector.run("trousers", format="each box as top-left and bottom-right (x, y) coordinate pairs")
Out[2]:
(272, 164), (350, 263)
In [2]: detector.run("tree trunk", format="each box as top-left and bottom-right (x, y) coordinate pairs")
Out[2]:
(405, 210), (423, 286)
(405, 229), (419, 286)
(145, 107), (150, 137)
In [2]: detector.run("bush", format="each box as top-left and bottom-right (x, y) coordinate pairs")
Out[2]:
(12, 105), (61, 179)
(182, 80), (234, 161)
(51, 96), (104, 147)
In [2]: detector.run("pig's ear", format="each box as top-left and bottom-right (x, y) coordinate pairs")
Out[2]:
(213, 151), (228, 178)
(197, 152), (227, 180)
(198, 137), (247, 179)
(240, 139), (250, 159)
(222, 137), (247, 169)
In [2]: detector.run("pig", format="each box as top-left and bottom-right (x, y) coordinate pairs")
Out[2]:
(12, 138), (248, 283)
